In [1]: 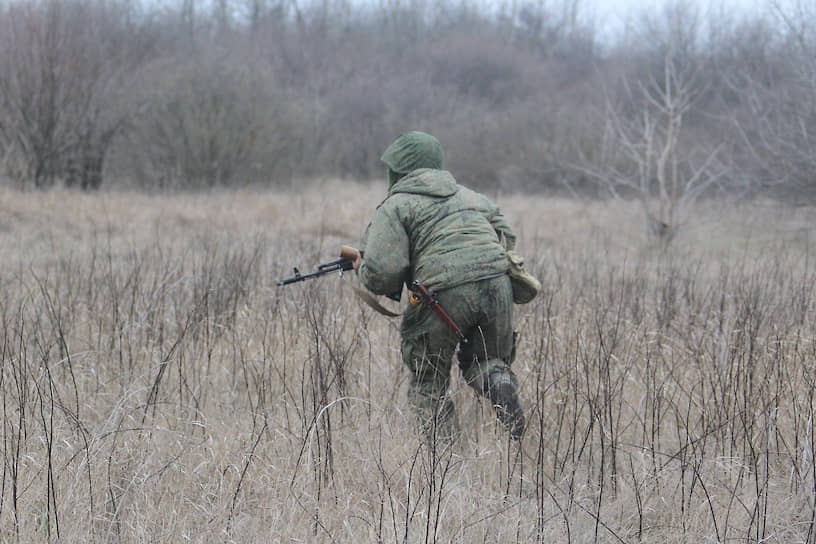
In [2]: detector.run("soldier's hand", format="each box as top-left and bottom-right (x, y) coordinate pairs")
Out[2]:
(340, 245), (362, 270)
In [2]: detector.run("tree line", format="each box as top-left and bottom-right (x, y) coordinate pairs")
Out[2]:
(0, 1), (813, 207)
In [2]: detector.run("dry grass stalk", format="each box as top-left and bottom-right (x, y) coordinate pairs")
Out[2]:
(0, 183), (814, 542)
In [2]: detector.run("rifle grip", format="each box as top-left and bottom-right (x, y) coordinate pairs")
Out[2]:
(340, 245), (360, 261)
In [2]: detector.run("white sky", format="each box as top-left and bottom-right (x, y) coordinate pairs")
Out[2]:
(581, 0), (785, 40)
(588, 0), (776, 26)
(590, 0), (773, 18)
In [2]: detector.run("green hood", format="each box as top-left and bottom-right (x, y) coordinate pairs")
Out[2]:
(381, 131), (444, 174)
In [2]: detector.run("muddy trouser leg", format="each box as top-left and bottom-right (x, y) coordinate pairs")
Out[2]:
(448, 276), (525, 439)
(401, 308), (461, 445)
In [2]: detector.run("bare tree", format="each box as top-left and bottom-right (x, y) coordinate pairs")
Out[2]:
(122, 52), (268, 188)
(720, 1), (816, 201)
(0, 0), (797, 195)
(0, 0), (151, 189)
(574, 4), (727, 243)
(0, 1), (74, 187)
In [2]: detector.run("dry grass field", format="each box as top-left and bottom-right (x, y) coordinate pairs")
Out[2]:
(1, 182), (815, 543)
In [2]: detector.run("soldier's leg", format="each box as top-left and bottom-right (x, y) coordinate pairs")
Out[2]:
(485, 365), (524, 440)
(401, 308), (460, 444)
(455, 277), (525, 439)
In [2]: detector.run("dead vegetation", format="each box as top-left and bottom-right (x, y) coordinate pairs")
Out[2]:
(0, 183), (815, 542)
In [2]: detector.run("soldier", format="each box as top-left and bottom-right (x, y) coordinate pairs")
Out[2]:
(351, 131), (525, 443)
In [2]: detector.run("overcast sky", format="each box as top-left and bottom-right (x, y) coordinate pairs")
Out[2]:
(582, 0), (781, 39)
(589, 0), (772, 19)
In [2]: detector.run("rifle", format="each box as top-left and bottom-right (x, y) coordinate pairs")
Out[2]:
(276, 246), (359, 286)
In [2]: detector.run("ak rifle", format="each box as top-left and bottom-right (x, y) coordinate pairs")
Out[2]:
(276, 246), (359, 286)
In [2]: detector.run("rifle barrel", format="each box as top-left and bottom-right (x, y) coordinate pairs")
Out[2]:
(276, 259), (353, 286)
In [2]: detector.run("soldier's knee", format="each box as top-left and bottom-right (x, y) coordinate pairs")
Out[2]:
(463, 358), (511, 396)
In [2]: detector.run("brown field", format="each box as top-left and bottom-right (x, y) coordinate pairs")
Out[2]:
(1, 183), (815, 543)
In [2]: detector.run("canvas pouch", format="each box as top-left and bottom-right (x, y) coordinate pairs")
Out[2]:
(507, 250), (541, 304)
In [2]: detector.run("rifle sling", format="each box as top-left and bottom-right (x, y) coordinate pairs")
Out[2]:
(348, 283), (402, 318)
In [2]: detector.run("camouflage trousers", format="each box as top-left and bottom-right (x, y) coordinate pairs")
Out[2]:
(400, 274), (517, 442)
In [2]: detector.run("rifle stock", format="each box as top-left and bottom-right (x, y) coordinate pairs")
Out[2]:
(409, 281), (467, 343)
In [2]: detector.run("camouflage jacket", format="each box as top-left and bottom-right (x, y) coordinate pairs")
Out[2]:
(359, 168), (516, 296)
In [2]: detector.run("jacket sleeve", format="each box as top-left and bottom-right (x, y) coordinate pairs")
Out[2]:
(358, 200), (411, 296)
(460, 185), (517, 251)
(484, 199), (517, 251)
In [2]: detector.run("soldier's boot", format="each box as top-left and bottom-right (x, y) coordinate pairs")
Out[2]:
(487, 370), (525, 440)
